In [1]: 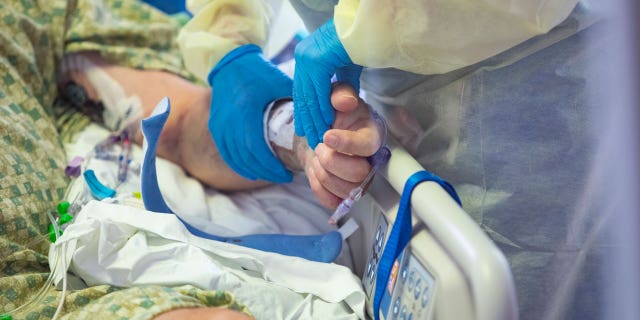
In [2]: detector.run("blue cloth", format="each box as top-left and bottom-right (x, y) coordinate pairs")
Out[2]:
(208, 44), (293, 183)
(293, 19), (362, 148)
(140, 0), (186, 15)
(139, 98), (342, 263)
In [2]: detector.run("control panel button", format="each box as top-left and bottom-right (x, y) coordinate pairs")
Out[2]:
(414, 278), (422, 299)
(374, 225), (384, 255)
(366, 261), (375, 281)
(376, 234), (384, 254)
(401, 265), (408, 283)
(407, 270), (416, 290)
(400, 305), (407, 320)
(393, 298), (401, 315)
(421, 288), (430, 307)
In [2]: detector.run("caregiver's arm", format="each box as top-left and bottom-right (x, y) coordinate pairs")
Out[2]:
(178, 0), (296, 184)
(331, 0), (578, 74)
(176, 0), (272, 82)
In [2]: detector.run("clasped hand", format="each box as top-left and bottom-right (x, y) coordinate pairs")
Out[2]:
(303, 83), (383, 209)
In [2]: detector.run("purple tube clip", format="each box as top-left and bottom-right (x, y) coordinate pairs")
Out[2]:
(368, 145), (391, 166)
(65, 156), (84, 178)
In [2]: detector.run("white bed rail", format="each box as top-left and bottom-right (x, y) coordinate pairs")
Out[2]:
(379, 136), (518, 320)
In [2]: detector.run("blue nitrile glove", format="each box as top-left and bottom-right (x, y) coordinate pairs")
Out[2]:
(293, 18), (363, 148)
(208, 44), (293, 183)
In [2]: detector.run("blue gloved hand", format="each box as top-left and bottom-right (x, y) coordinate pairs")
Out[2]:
(208, 44), (293, 183)
(293, 18), (363, 149)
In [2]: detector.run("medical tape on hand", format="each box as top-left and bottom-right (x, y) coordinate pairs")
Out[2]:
(60, 54), (143, 133)
(264, 100), (295, 153)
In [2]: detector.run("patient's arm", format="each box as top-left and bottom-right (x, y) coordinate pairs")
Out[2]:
(58, 52), (382, 208)
(59, 51), (265, 190)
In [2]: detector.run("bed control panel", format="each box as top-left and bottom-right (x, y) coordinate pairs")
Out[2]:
(363, 214), (389, 298)
(363, 214), (438, 320)
(359, 197), (473, 320)
(385, 251), (436, 320)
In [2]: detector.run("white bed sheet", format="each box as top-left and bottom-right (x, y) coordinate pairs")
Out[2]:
(54, 123), (365, 319)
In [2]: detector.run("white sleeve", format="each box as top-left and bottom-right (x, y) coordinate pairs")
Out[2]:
(334, 0), (579, 74)
(177, 0), (273, 82)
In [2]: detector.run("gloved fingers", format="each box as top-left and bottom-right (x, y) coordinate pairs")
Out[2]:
(206, 46), (295, 183)
(293, 69), (321, 148)
(323, 127), (381, 157)
(293, 87), (304, 137)
(230, 126), (282, 182)
(268, 68), (294, 98)
(292, 69), (306, 137)
(221, 130), (257, 181)
(259, 155), (293, 183)
(241, 134), (292, 183)
(308, 155), (360, 199)
(309, 80), (331, 146)
(305, 163), (343, 210)
(314, 76), (335, 128)
(314, 143), (371, 183)
(301, 72), (331, 147)
(299, 100), (320, 149)
(216, 120), (291, 183)
(335, 64), (363, 92)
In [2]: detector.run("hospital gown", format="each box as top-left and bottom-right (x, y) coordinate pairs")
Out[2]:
(0, 0), (249, 319)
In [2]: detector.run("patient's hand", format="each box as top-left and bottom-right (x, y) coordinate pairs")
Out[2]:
(303, 84), (382, 209)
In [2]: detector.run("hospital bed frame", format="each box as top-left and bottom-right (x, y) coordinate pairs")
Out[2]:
(348, 136), (519, 320)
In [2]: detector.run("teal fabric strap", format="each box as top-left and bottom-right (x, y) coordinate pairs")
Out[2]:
(373, 170), (461, 320)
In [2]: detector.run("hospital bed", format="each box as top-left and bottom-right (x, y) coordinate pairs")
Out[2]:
(47, 27), (517, 320)
(32, 110), (518, 320)
(48, 124), (519, 320)
(348, 135), (518, 320)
